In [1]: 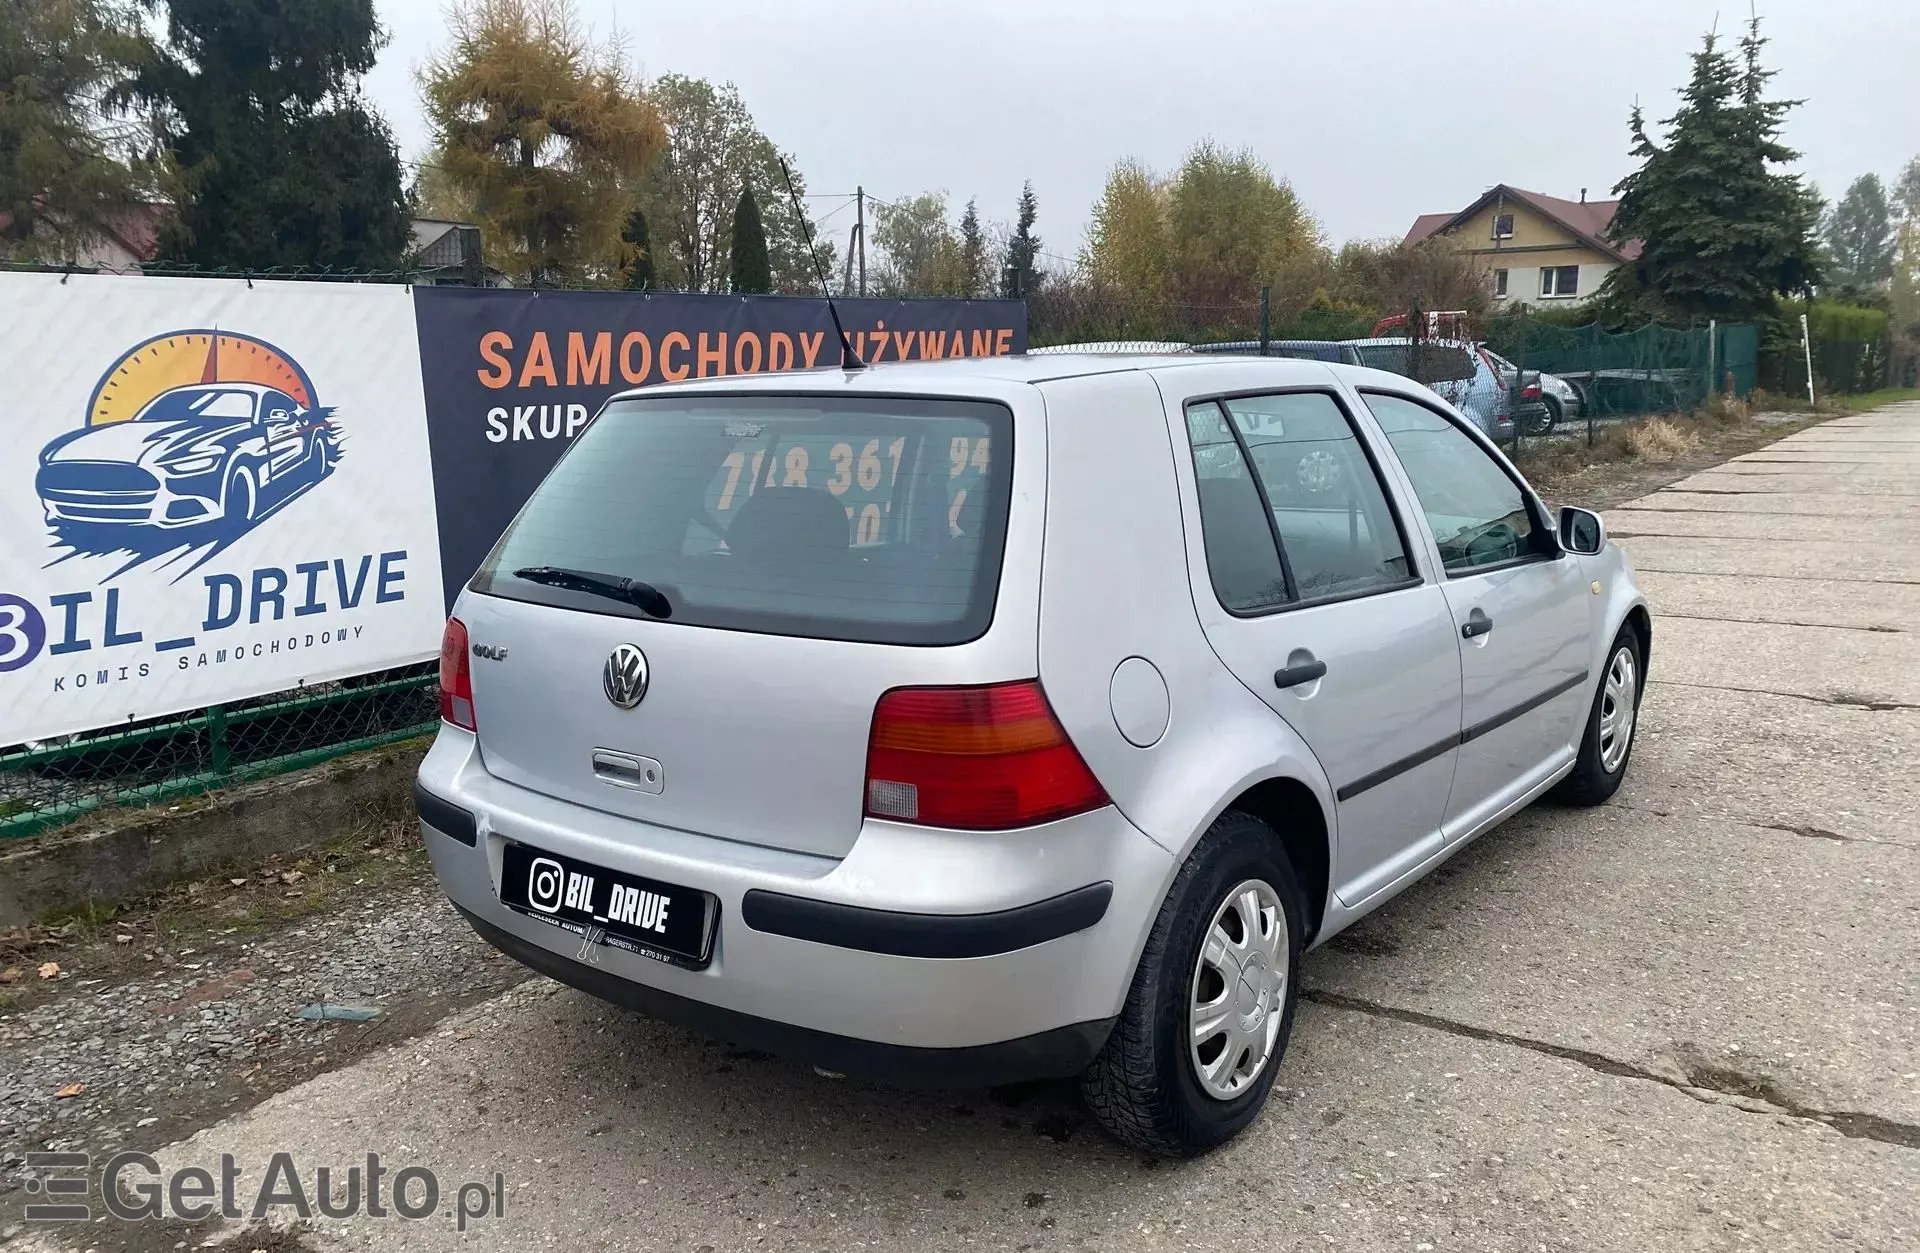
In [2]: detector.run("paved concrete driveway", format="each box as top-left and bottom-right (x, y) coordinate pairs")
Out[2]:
(47, 407), (1920, 1252)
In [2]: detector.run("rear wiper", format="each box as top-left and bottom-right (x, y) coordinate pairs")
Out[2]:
(512, 566), (672, 619)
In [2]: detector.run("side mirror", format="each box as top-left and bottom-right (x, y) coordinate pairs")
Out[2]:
(1558, 505), (1606, 555)
(269, 409), (291, 422)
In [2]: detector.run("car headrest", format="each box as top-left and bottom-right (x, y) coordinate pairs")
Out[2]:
(725, 486), (851, 563)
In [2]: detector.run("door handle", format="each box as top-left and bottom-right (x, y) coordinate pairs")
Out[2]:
(1274, 660), (1328, 690)
(1461, 610), (1494, 640)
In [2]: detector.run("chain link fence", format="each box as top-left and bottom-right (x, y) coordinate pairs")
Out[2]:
(0, 663), (438, 839)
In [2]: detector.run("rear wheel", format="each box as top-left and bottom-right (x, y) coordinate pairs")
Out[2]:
(1552, 623), (1643, 805)
(1526, 395), (1562, 436)
(1080, 810), (1305, 1158)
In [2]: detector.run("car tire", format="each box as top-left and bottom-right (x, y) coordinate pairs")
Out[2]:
(1551, 623), (1644, 806)
(1528, 396), (1562, 437)
(1080, 810), (1305, 1158)
(224, 465), (258, 524)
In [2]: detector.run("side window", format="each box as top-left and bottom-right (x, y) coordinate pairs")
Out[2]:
(1219, 394), (1413, 600)
(199, 390), (256, 420)
(263, 390), (296, 419)
(1427, 346), (1476, 384)
(1184, 402), (1287, 613)
(1361, 391), (1547, 574)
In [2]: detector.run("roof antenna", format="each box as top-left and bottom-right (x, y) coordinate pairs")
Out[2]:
(778, 156), (864, 370)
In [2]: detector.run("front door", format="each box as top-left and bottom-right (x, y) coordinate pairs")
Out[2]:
(1357, 390), (1591, 836)
(260, 389), (306, 483)
(1178, 391), (1462, 907)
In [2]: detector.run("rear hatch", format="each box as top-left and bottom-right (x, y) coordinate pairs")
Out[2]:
(457, 391), (1018, 860)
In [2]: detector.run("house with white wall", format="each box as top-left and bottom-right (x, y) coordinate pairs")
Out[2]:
(1404, 184), (1640, 307)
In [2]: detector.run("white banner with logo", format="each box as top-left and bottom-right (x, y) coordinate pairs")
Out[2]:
(0, 272), (444, 744)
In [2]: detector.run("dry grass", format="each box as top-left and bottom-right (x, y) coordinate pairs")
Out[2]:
(1696, 390), (1753, 427)
(1624, 416), (1704, 461)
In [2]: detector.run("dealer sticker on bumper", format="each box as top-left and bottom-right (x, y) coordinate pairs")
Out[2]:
(498, 841), (718, 970)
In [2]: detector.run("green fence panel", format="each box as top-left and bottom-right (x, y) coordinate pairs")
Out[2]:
(1719, 324), (1759, 397)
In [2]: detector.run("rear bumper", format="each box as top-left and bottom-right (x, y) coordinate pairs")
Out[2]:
(454, 905), (1116, 1086)
(416, 726), (1172, 1069)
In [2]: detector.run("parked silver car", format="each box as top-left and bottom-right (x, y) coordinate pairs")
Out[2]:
(416, 354), (1650, 1157)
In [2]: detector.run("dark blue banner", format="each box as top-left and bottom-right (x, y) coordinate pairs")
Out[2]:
(412, 286), (1028, 607)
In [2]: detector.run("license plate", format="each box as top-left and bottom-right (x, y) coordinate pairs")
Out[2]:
(498, 842), (718, 970)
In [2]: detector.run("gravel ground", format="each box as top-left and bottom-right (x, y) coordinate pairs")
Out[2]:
(0, 859), (524, 1192)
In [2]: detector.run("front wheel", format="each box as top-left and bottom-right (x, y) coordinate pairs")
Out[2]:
(1552, 624), (1643, 805)
(222, 465), (259, 525)
(1080, 811), (1305, 1158)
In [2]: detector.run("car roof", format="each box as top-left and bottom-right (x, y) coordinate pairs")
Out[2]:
(603, 352), (1412, 405)
(1341, 336), (1478, 349)
(161, 381), (276, 394)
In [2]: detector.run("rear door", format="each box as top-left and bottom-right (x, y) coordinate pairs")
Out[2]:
(456, 390), (1030, 861)
(1357, 389), (1590, 835)
(1177, 389), (1462, 906)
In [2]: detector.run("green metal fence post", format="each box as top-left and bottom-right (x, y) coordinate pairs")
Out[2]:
(208, 703), (232, 776)
(1258, 286), (1271, 355)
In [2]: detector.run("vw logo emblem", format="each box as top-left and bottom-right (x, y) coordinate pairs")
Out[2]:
(603, 644), (650, 709)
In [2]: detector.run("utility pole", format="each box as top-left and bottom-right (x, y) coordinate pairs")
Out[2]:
(855, 186), (866, 297)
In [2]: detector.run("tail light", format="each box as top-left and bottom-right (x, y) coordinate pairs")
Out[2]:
(439, 617), (475, 730)
(864, 681), (1110, 830)
(1521, 383), (1542, 400)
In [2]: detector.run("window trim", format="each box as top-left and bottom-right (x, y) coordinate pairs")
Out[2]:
(1180, 387), (1427, 619)
(468, 390), (1018, 647)
(1540, 264), (1581, 299)
(1354, 387), (1562, 581)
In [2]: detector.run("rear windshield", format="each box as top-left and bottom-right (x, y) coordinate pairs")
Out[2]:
(471, 394), (1013, 645)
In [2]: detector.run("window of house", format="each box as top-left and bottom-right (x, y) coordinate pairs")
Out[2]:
(1493, 268), (1509, 297)
(1541, 265), (1580, 298)
(1492, 213), (1515, 240)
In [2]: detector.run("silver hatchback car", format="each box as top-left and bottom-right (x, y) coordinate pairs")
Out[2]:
(417, 354), (1649, 1157)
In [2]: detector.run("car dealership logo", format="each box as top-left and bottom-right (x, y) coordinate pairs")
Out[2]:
(35, 329), (342, 576)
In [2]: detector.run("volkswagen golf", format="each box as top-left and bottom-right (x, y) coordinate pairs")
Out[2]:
(415, 353), (1649, 1157)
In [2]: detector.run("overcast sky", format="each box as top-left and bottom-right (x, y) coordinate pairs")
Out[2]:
(365, 0), (1920, 261)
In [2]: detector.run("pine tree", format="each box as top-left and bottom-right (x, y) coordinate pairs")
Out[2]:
(621, 207), (653, 289)
(138, 0), (411, 271)
(957, 197), (986, 298)
(1823, 174), (1897, 291)
(728, 183), (771, 293)
(999, 181), (1042, 300)
(1603, 17), (1821, 321)
(1, 0), (152, 263)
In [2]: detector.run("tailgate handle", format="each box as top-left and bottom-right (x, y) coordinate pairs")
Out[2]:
(593, 749), (665, 795)
(1273, 660), (1328, 690)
